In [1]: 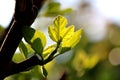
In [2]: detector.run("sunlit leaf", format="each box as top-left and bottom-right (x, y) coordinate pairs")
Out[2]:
(62, 25), (74, 41)
(53, 15), (67, 39)
(59, 47), (71, 54)
(12, 53), (26, 63)
(48, 15), (67, 42)
(43, 44), (56, 58)
(48, 15), (82, 54)
(53, 15), (67, 31)
(69, 29), (82, 48)
(22, 27), (46, 55)
(60, 29), (82, 53)
(48, 26), (58, 42)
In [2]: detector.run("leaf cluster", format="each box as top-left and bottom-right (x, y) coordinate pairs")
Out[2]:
(19, 15), (82, 77)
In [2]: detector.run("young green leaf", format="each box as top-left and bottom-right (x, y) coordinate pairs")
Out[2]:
(19, 41), (28, 58)
(59, 47), (71, 54)
(41, 66), (48, 78)
(12, 53), (26, 63)
(22, 27), (46, 55)
(43, 44), (56, 58)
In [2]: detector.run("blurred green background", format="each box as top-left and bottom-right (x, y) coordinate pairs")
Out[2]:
(1, 0), (120, 80)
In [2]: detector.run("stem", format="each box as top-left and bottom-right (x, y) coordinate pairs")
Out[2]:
(44, 47), (58, 64)
(44, 42), (60, 64)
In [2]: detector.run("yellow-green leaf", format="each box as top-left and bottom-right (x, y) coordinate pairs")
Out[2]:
(48, 26), (58, 42)
(60, 29), (82, 53)
(54, 15), (67, 31)
(48, 15), (68, 42)
(69, 29), (82, 48)
(48, 15), (82, 54)
(59, 47), (71, 54)
(62, 25), (74, 41)
(43, 44), (56, 58)
(54, 15), (67, 39)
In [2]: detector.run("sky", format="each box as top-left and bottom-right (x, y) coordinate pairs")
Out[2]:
(95, 0), (120, 24)
(0, 0), (15, 27)
(0, 0), (120, 27)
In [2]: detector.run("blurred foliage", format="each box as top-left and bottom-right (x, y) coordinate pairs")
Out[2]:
(43, 2), (72, 17)
(0, 25), (4, 42)
(0, 25), (4, 35)
(2, 0), (120, 80)
(0, 25), (4, 31)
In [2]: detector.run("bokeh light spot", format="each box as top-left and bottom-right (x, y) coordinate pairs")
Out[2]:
(109, 47), (120, 66)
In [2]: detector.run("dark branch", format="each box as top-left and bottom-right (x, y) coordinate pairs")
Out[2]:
(0, 0), (46, 79)
(0, 21), (24, 65)
(0, 54), (44, 79)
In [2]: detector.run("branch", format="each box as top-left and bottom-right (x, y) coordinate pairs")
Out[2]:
(0, 54), (44, 79)
(44, 42), (60, 64)
(0, 21), (24, 65)
(10, 54), (44, 76)
(0, 0), (46, 79)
